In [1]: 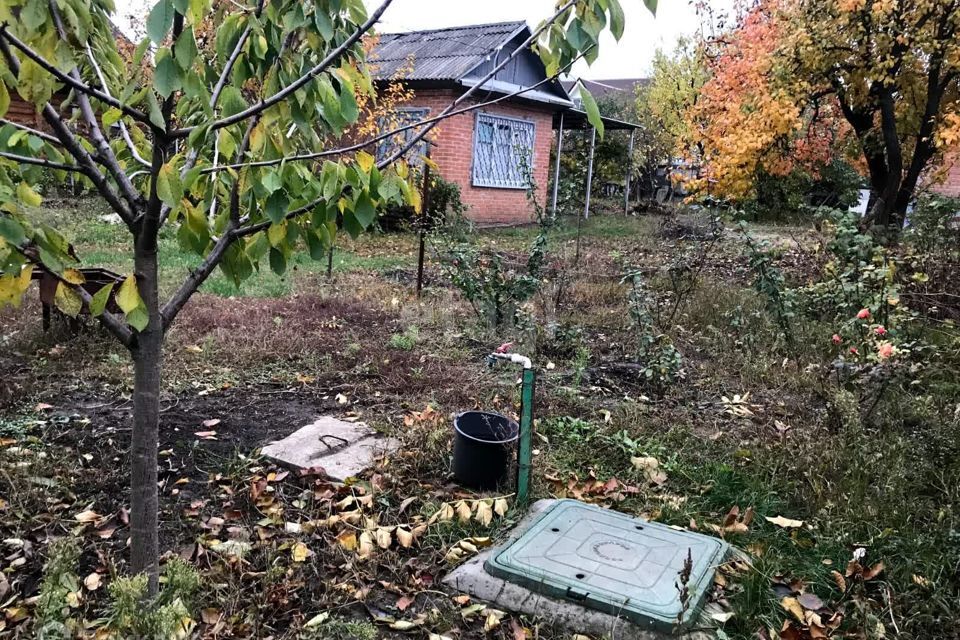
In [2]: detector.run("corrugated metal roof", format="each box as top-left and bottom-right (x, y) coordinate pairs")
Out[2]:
(561, 78), (651, 99)
(369, 21), (527, 81)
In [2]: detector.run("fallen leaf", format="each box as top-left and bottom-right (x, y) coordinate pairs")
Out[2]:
(83, 573), (101, 591)
(390, 618), (423, 630)
(912, 574), (932, 589)
(358, 531), (375, 558)
(631, 456), (667, 485)
(194, 431), (218, 440)
(336, 531), (357, 551)
(201, 608), (221, 624)
(862, 562), (885, 581)
(474, 501), (493, 526)
(781, 597), (805, 623)
(375, 527), (392, 550)
(395, 528), (414, 548)
(494, 498), (509, 517)
(396, 595), (415, 611)
(291, 542), (310, 562)
(398, 496), (417, 513)
(201, 419), (221, 428)
(74, 510), (102, 524)
(304, 612), (330, 627)
(34, 403), (54, 412)
(484, 609), (506, 632)
(455, 500), (472, 523)
(765, 515), (804, 529)
(831, 570), (847, 592)
(797, 593), (825, 611)
(336, 393), (348, 405)
(711, 610), (735, 623)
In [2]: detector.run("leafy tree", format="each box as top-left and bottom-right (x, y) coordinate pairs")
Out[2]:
(0, 0), (648, 595)
(643, 36), (705, 157)
(781, 0), (960, 229)
(686, 1), (851, 201)
(686, 0), (960, 229)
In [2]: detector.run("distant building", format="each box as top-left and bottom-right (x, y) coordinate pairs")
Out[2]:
(561, 78), (650, 107)
(369, 21), (573, 226)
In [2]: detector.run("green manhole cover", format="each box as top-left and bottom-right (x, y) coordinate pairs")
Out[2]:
(485, 500), (728, 632)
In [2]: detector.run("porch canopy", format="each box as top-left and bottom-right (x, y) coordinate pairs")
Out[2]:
(550, 108), (643, 218)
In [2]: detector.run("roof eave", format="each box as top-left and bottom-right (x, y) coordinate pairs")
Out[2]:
(457, 78), (574, 108)
(456, 21), (531, 82)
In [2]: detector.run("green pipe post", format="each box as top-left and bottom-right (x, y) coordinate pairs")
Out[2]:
(517, 367), (536, 506)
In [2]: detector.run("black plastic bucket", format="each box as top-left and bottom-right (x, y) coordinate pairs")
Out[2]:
(452, 411), (520, 490)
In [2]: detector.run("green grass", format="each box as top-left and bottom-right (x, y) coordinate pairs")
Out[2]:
(30, 199), (414, 299)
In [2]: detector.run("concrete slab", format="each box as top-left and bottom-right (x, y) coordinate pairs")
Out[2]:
(443, 500), (724, 640)
(261, 416), (398, 481)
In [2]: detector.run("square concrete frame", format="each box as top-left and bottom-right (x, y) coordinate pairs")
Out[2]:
(443, 500), (727, 640)
(261, 416), (398, 481)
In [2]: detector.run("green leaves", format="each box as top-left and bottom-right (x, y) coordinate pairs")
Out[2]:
(579, 85), (604, 138)
(117, 275), (149, 331)
(17, 182), (42, 208)
(89, 283), (114, 317)
(174, 29), (199, 70)
(0, 81), (8, 119)
(608, 0), (625, 40)
(156, 159), (183, 207)
(643, 0), (658, 15)
(153, 49), (181, 99)
(219, 86), (248, 119)
(352, 191), (376, 230)
(147, 0), (175, 44)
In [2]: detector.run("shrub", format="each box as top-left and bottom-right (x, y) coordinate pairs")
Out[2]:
(622, 268), (684, 389)
(388, 326), (418, 350)
(738, 224), (797, 351)
(379, 174), (467, 232)
(905, 194), (960, 252)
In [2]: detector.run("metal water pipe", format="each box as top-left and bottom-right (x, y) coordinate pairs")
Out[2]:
(487, 351), (535, 506)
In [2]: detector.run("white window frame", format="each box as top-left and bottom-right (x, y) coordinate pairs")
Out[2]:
(471, 112), (536, 190)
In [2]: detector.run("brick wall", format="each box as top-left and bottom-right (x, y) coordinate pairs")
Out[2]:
(931, 153), (960, 198)
(397, 88), (555, 226)
(6, 92), (43, 128)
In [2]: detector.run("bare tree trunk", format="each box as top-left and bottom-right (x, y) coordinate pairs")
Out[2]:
(130, 242), (162, 596)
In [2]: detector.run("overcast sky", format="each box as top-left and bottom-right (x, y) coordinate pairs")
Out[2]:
(113, 0), (733, 80)
(363, 0), (731, 80)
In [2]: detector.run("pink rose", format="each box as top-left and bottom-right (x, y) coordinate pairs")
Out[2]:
(877, 342), (895, 360)
(849, 347), (859, 355)
(832, 334), (842, 345)
(875, 326), (887, 336)
(857, 308), (871, 320)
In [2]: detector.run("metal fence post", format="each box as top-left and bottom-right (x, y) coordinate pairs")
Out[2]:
(550, 112), (564, 217)
(584, 126), (597, 220)
(624, 128), (635, 216)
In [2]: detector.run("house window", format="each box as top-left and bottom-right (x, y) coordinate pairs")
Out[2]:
(472, 113), (535, 189)
(376, 108), (430, 165)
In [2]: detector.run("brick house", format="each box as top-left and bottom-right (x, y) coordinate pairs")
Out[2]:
(369, 22), (575, 226)
(932, 155), (960, 198)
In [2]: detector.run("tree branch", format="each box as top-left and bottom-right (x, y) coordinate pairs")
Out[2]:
(0, 25), (152, 128)
(0, 33), (135, 226)
(0, 118), (63, 147)
(46, 1), (145, 218)
(199, 51), (586, 175)
(84, 41), (150, 168)
(0, 150), (82, 172)
(174, 0), (267, 207)
(160, 112), (261, 330)
(170, 0), (396, 138)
